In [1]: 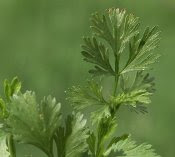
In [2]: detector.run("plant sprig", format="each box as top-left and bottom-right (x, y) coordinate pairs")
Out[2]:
(0, 8), (161, 157)
(68, 8), (161, 157)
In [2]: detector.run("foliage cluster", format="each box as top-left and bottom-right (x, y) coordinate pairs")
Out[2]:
(0, 8), (161, 157)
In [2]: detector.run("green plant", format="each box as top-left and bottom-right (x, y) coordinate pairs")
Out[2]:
(0, 8), (161, 157)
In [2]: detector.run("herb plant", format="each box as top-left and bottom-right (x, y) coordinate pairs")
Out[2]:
(0, 8), (161, 157)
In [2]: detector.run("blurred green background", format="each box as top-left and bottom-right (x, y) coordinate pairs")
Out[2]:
(0, 0), (174, 156)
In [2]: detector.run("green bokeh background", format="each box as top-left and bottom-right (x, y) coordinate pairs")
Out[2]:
(0, 0), (174, 157)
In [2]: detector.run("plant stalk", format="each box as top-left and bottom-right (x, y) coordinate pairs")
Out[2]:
(113, 54), (120, 96)
(7, 134), (16, 157)
(111, 52), (121, 115)
(48, 152), (54, 157)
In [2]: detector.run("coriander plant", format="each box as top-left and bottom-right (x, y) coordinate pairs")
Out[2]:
(0, 8), (161, 157)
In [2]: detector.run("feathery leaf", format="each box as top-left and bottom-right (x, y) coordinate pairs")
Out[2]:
(67, 80), (111, 124)
(111, 72), (155, 113)
(104, 135), (161, 157)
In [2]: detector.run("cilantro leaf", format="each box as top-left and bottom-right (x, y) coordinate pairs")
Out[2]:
(0, 98), (8, 119)
(111, 89), (152, 107)
(87, 117), (129, 157)
(67, 80), (106, 110)
(82, 8), (160, 77)
(91, 8), (139, 55)
(81, 37), (115, 76)
(4, 77), (21, 101)
(67, 80), (111, 124)
(0, 135), (10, 157)
(87, 117), (160, 157)
(55, 113), (89, 157)
(2, 91), (61, 157)
(121, 26), (160, 74)
(104, 135), (160, 157)
(111, 72), (155, 113)
(82, 8), (141, 76)
(87, 117), (117, 157)
(0, 77), (22, 120)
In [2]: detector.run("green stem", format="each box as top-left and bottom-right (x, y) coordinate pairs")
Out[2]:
(48, 141), (54, 157)
(113, 74), (119, 96)
(54, 133), (63, 157)
(111, 53), (121, 116)
(48, 152), (54, 157)
(54, 135), (60, 157)
(113, 55), (120, 96)
(7, 135), (16, 157)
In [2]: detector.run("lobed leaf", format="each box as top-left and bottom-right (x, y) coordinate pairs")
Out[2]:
(67, 80), (106, 110)
(82, 37), (114, 76)
(2, 91), (61, 156)
(111, 72), (155, 114)
(104, 135), (161, 157)
(55, 113), (89, 157)
(4, 77), (21, 101)
(121, 26), (161, 74)
(0, 135), (10, 157)
(87, 117), (118, 157)
(111, 89), (152, 107)
(67, 80), (111, 124)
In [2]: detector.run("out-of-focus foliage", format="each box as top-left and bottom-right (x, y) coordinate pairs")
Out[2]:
(0, 78), (89, 157)
(0, 135), (10, 157)
(5, 92), (61, 156)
